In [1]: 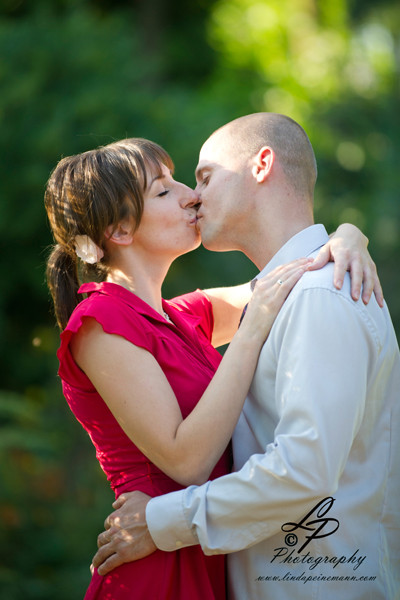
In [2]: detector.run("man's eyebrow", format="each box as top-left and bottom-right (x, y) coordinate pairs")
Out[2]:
(195, 165), (210, 180)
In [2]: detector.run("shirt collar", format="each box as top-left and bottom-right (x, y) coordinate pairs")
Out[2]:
(78, 281), (202, 330)
(78, 281), (170, 324)
(251, 224), (329, 290)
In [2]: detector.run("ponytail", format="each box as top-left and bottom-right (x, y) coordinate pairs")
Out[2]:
(46, 245), (80, 330)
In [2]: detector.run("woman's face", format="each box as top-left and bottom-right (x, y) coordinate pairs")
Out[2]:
(132, 163), (201, 259)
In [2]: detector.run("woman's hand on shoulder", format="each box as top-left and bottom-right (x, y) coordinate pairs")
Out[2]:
(240, 258), (311, 342)
(308, 223), (383, 307)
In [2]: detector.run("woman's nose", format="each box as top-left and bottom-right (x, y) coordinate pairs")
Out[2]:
(180, 186), (200, 209)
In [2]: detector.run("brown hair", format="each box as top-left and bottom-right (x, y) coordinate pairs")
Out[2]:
(45, 138), (174, 330)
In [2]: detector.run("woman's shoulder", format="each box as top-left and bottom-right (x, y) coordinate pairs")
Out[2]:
(59, 282), (157, 361)
(65, 283), (136, 331)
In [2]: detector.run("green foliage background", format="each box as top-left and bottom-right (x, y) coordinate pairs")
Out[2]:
(0, 0), (398, 597)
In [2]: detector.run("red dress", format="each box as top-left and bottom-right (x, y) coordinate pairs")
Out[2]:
(57, 282), (229, 600)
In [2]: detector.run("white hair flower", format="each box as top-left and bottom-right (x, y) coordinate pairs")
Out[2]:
(75, 235), (104, 264)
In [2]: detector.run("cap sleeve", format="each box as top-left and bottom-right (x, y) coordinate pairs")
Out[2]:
(168, 289), (214, 343)
(58, 293), (156, 388)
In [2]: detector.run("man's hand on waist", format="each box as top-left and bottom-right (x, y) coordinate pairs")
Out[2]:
(91, 490), (156, 576)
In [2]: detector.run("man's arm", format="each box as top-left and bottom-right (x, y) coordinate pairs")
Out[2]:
(145, 284), (372, 555)
(93, 276), (377, 574)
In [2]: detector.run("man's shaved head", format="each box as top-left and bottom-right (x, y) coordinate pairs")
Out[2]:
(207, 112), (317, 200)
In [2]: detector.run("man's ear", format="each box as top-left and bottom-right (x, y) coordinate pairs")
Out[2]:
(251, 146), (275, 183)
(105, 219), (135, 246)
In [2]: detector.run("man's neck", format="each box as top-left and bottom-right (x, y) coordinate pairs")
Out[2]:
(243, 219), (314, 271)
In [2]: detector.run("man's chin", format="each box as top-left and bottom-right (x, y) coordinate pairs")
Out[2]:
(199, 225), (227, 252)
(200, 237), (228, 253)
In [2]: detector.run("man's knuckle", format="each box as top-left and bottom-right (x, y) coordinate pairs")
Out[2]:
(92, 554), (100, 568)
(93, 550), (104, 566)
(334, 253), (345, 265)
(119, 546), (131, 561)
(106, 556), (118, 571)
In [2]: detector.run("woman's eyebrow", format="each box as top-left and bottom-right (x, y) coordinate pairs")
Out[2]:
(149, 174), (165, 189)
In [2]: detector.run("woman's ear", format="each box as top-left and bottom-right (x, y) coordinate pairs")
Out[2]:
(105, 219), (135, 246)
(251, 146), (275, 183)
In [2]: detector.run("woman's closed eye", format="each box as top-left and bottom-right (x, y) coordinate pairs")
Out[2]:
(157, 189), (169, 197)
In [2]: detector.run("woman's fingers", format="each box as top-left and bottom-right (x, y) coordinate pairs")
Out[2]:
(267, 254), (384, 309)
(258, 258), (312, 290)
(270, 263), (309, 300)
(359, 261), (383, 307)
(307, 245), (330, 271)
(250, 259), (310, 312)
(240, 259), (310, 342)
(369, 268), (384, 308)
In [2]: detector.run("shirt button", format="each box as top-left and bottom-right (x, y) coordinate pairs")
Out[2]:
(175, 540), (183, 548)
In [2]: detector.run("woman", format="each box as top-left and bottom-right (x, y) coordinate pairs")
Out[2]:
(45, 138), (378, 600)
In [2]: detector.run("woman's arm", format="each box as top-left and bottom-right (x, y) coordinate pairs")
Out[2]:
(207, 223), (383, 347)
(205, 282), (252, 348)
(71, 259), (309, 488)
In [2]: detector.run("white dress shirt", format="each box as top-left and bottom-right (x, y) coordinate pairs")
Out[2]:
(147, 225), (400, 599)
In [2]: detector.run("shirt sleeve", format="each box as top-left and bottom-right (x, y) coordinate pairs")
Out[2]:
(147, 285), (379, 554)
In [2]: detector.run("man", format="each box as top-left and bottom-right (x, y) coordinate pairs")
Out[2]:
(92, 113), (400, 598)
